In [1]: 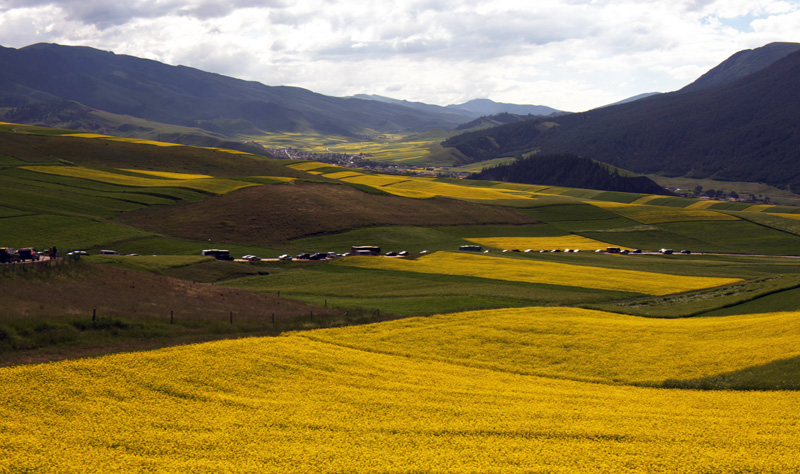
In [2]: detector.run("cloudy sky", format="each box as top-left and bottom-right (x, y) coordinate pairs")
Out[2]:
(1, 0), (799, 111)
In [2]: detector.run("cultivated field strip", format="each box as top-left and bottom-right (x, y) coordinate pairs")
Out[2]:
(335, 251), (741, 296)
(21, 166), (255, 195)
(590, 201), (740, 224)
(465, 235), (628, 251)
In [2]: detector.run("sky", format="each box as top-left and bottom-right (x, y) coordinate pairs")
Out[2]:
(1, 0), (799, 112)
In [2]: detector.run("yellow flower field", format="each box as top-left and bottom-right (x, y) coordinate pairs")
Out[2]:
(336, 251), (740, 295)
(466, 235), (626, 251)
(334, 173), (411, 188)
(322, 170), (365, 180)
(630, 195), (665, 205)
(287, 161), (334, 171)
(1, 330), (798, 473)
(21, 166), (255, 194)
(305, 306), (800, 386)
(685, 199), (723, 209)
(388, 179), (531, 201)
(748, 204), (776, 212)
(323, 171), (539, 201)
(492, 182), (557, 193)
(120, 169), (214, 179)
(771, 212), (800, 220)
(63, 133), (182, 147)
(591, 201), (739, 224)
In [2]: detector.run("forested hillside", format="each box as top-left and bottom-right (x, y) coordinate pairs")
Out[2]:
(468, 154), (671, 195)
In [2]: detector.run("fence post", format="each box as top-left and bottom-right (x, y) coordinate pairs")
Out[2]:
(92, 308), (96, 321)
(230, 311), (233, 325)
(170, 310), (174, 324)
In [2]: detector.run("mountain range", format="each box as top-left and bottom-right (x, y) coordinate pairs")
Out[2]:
(0, 43), (560, 147)
(443, 42), (800, 192)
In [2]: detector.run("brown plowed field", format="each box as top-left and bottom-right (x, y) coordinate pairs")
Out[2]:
(120, 182), (541, 244)
(0, 262), (340, 366)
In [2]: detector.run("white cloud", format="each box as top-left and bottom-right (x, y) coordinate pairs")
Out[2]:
(1, 0), (800, 111)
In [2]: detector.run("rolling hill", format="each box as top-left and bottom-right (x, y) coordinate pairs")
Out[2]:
(0, 43), (474, 139)
(442, 42), (800, 192)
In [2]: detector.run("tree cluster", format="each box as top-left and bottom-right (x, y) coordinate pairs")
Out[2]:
(468, 154), (672, 195)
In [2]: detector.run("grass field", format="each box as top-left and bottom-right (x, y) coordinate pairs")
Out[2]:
(225, 262), (634, 316)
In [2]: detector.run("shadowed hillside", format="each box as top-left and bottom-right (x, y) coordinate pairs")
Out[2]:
(119, 181), (541, 244)
(469, 154), (671, 195)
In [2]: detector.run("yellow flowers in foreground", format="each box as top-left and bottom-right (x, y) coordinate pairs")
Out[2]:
(336, 251), (741, 295)
(2, 323), (799, 473)
(305, 306), (800, 386)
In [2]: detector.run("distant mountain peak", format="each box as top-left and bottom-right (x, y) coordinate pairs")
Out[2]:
(350, 94), (563, 120)
(446, 98), (564, 117)
(681, 41), (800, 93)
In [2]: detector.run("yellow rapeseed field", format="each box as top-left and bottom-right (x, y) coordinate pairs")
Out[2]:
(21, 166), (255, 194)
(287, 161), (334, 171)
(747, 204), (777, 212)
(336, 251), (740, 295)
(319, 171), (541, 201)
(771, 212), (800, 220)
(685, 200), (723, 209)
(322, 170), (366, 180)
(306, 306), (800, 386)
(63, 133), (181, 147)
(381, 177), (532, 201)
(466, 235), (626, 251)
(120, 169), (214, 180)
(1, 328), (798, 473)
(591, 201), (739, 224)
(630, 195), (666, 205)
